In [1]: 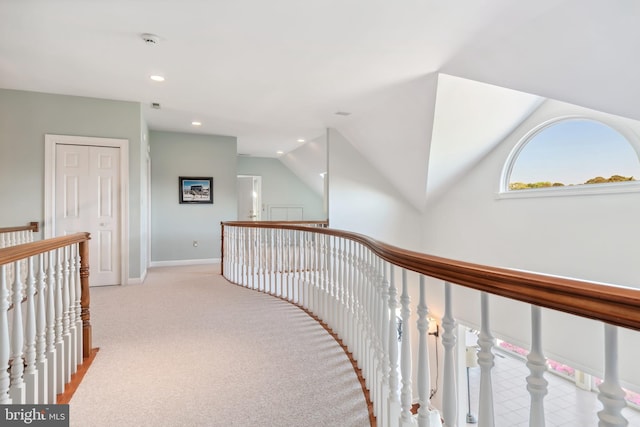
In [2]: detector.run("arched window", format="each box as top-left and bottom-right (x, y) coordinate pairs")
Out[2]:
(504, 119), (640, 193)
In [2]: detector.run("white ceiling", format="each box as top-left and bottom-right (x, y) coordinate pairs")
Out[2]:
(2, 0), (640, 207)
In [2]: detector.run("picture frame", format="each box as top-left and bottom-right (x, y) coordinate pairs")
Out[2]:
(179, 176), (214, 204)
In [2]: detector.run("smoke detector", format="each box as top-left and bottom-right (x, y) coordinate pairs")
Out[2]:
(141, 33), (160, 45)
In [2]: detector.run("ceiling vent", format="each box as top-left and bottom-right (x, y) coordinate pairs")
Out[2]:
(141, 33), (160, 45)
(151, 102), (161, 109)
(335, 111), (351, 116)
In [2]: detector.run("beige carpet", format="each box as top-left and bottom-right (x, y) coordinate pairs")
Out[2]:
(70, 264), (370, 427)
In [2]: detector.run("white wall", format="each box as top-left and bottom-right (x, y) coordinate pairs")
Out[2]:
(421, 99), (640, 387)
(328, 128), (422, 251)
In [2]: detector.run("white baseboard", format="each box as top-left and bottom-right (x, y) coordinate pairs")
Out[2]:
(127, 268), (148, 285)
(149, 258), (220, 268)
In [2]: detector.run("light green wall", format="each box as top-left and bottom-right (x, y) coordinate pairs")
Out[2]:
(237, 156), (325, 220)
(150, 130), (237, 262)
(0, 88), (144, 278)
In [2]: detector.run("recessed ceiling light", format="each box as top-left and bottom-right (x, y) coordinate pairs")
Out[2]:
(297, 138), (305, 143)
(150, 75), (165, 82)
(276, 150), (284, 155)
(191, 121), (202, 126)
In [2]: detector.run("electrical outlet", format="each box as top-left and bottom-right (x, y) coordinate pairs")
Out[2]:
(193, 240), (198, 247)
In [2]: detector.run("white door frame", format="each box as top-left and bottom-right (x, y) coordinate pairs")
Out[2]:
(44, 134), (130, 285)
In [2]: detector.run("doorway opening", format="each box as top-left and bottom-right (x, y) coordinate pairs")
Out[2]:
(237, 175), (262, 221)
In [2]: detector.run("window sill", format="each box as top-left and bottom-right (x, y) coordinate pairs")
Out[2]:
(496, 182), (640, 199)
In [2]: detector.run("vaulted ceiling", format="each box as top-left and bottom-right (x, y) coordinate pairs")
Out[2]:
(2, 0), (639, 209)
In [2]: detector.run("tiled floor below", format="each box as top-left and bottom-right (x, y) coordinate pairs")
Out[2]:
(464, 350), (640, 427)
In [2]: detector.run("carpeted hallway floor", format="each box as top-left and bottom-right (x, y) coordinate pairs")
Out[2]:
(69, 264), (370, 427)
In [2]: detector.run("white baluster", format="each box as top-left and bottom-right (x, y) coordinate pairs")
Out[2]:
(232, 227), (239, 283)
(353, 244), (362, 362)
(276, 229), (285, 297)
(294, 229), (299, 301)
(400, 269), (415, 426)
(334, 237), (343, 338)
(254, 227), (259, 289)
(289, 229), (295, 300)
(266, 228), (272, 294)
(527, 306), (548, 427)
(379, 262), (390, 427)
(417, 275), (440, 427)
(61, 247), (72, 384)
(333, 236), (341, 330)
(9, 260), (26, 403)
(301, 232), (308, 310)
(368, 254), (378, 417)
(346, 240), (355, 350)
(238, 226), (243, 284)
(312, 232), (320, 314)
(373, 255), (384, 419)
(74, 245), (83, 365)
(597, 324), (628, 427)
(45, 250), (57, 402)
(55, 248), (65, 393)
(327, 235), (335, 329)
(256, 228), (267, 292)
(360, 245), (369, 393)
(250, 227), (255, 288)
(68, 245), (78, 372)
(441, 282), (457, 427)
(36, 253), (48, 403)
(477, 292), (495, 426)
(318, 233), (325, 321)
(23, 256), (38, 403)
(367, 250), (376, 392)
(388, 265), (401, 426)
(0, 265), (12, 403)
(263, 228), (269, 293)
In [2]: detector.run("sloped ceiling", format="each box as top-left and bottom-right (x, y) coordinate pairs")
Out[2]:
(426, 75), (543, 203)
(334, 74), (438, 212)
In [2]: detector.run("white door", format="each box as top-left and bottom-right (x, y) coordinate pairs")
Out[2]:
(55, 144), (121, 286)
(237, 176), (261, 220)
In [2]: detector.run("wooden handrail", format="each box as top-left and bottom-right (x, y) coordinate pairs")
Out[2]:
(0, 232), (90, 266)
(0, 232), (93, 358)
(0, 221), (39, 234)
(221, 221), (640, 332)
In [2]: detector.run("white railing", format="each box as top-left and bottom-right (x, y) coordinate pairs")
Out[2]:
(0, 222), (39, 248)
(221, 222), (639, 427)
(0, 233), (92, 404)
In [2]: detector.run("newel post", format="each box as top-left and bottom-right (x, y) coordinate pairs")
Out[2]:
(220, 222), (225, 276)
(79, 238), (92, 359)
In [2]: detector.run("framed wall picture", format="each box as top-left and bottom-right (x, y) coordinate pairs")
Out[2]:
(179, 176), (213, 204)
